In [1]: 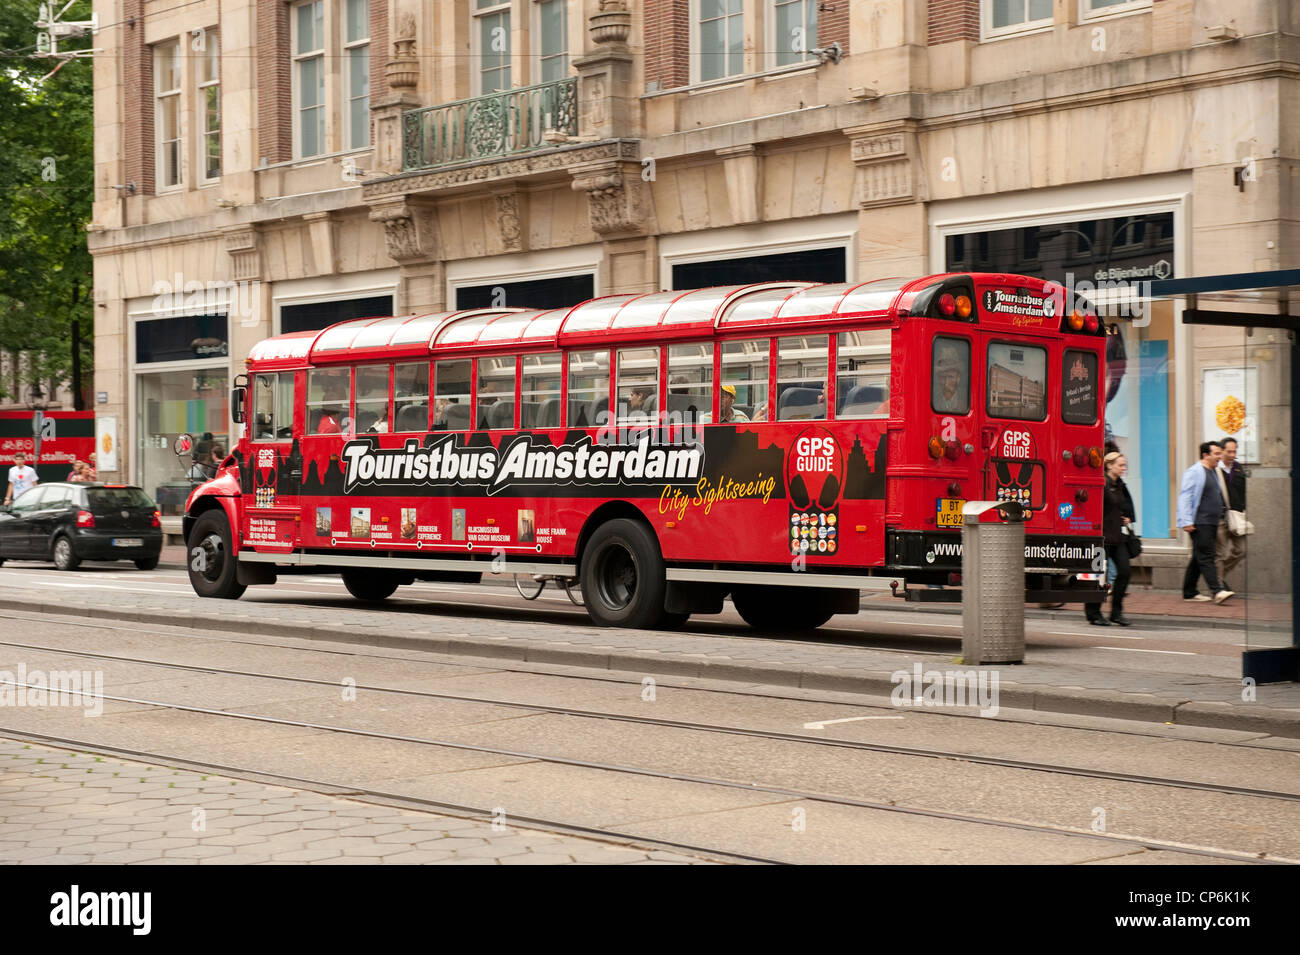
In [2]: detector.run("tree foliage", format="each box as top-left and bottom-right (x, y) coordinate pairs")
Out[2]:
(0, 1), (93, 403)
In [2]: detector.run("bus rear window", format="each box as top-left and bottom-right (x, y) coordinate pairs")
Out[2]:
(986, 342), (1046, 421)
(931, 337), (970, 415)
(1062, 350), (1099, 425)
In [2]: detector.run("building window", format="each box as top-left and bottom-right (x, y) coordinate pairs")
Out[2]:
(475, 0), (512, 94)
(155, 41), (182, 188)
(1080, 0), (1151, 19)
(696, 0), (744, 83)
(293, 0), (326, 158)
(197, 33), (220, 181)
(536, 0), (568, 84)
(345, 0), (370, 149)
(984, 0), (1053, 37)
(137, 369), (229, 508)
(772, 0), (817, 68)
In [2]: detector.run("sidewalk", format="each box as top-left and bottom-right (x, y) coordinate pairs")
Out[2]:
(156, 544), (1292, 629)
(0, 738), (711, 864)
(1, 572), (1297, 738)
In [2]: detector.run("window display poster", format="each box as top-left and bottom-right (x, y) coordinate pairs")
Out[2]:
(96, 416), (118, 472)
(1202, 367), (1257, 463)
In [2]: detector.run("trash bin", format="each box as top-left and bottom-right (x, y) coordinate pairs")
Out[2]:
(961, 500), (1027, 665)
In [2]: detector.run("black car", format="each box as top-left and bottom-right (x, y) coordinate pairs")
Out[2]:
(0, 483), (163, 570)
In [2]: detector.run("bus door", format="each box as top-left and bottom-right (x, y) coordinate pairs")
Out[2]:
(928, 333), (979, 531)
(979, 337), (1051, 524)
(246, 370), (302, 550)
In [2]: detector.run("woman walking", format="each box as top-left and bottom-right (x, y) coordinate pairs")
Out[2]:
(1085, 451), (1137, 627)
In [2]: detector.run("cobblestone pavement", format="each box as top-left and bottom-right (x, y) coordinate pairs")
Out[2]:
(0, 738), (715, 865)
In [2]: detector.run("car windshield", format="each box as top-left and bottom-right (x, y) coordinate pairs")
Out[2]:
(86, 487), (154, 509)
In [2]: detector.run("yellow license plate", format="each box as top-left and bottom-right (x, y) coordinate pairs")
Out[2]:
(937, 498), (966, 527)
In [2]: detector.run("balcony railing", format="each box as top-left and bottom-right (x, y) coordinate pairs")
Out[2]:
(402, 77), (579, 172)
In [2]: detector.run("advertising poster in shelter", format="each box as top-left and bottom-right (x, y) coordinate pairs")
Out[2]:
(1202, 367), (1257, 463)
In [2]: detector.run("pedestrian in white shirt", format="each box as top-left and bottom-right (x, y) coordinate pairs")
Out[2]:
(5, 452), (38, 505)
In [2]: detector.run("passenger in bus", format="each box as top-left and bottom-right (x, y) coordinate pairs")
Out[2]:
(701, 384), (749, 424)
(933, 344), (966, 414)
(627, 385), (651, 412)
(367, 411), (389, 433)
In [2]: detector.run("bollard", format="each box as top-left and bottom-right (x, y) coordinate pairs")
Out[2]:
(961, 500), (1027, 665)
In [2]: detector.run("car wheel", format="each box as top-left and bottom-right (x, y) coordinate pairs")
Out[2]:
(580, 519), (668, 629)
(134, 556), (159, 571)
(341, 569), (400, 602)
(52, 535), (81, 571)
(731, 586), (836, 633)
(187, 510), (246, 599)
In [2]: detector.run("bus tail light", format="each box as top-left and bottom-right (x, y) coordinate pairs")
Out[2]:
(954, 294), (972, 318)
(1089, 446), (1104, 467)
(1076, 488), (1089, 503)
(1084, 314), (1100, 333)
(937, 293), (956, 317)
(928, 436), (945, 459)
(1067, 310), (1085, 331)
(944, 439), (961, 461)
(76, 510), (94, 528)
(1072, 445), (1087, 468)
(947, 482), (962, 497)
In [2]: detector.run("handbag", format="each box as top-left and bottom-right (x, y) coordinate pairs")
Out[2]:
(1216, 468), (1254, 536)
(1123, 525), (1142, 558)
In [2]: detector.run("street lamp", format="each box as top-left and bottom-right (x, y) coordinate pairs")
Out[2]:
(27, 384), (47, 465)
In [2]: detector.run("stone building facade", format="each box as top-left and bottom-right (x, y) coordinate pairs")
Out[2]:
(90, 0), (1296, 599)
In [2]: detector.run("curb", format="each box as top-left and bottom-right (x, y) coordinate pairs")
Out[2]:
(4, 595), (1296, 739)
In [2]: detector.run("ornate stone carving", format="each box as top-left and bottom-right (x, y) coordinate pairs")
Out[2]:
(571, 165), (643, 235)
(387, 13), (418, 89)
(847, 128), (922, 209)
(494, 191), (524, 252)
(368, 197), (439, 262)
(223, 228), (261, 281)
(591, 1), (632, 46)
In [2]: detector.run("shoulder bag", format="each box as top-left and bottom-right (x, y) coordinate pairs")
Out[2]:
(1217, 468), (1254, 536)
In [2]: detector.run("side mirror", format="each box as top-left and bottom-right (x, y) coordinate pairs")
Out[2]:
(231, 386), (247, 425)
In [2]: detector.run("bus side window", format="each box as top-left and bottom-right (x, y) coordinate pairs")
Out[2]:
(521, 352), (562, 429)
(931, 337), (971, 415)
(776, 335), (828, 421)
(667, 343), (712, 426)
(255, 372), (294, 440)
(477, 356), (518, 430)
(432, 359), (471, 432)
(567, 350), (609, 428)
(394, 362), (430, 432)
(836, 329), (890, 419)
(720, 338), (770, 422)
(355, 363), (390, 433)
(307, 368), (351, 435)
(617, 347), (659, 426)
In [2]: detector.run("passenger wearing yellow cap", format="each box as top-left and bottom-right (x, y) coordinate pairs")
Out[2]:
(701, 383), (750, 424)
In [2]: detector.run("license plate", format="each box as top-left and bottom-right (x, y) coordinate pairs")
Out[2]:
(112, 538), (143, 547)
(936, 498), (965, 527)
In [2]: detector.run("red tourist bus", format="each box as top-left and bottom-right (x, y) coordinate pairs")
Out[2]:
(183, 274), (1107, 630)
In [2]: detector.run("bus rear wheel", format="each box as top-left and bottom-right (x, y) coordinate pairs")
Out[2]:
(342, 569), (400, 602)
(581, 519), (668, 629)
(187, 511), (246, 600)
(731, 586), (836, 633)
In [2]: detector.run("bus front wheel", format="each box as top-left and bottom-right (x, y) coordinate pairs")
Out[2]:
(731, 586), (836, 633)
(581, 519), (668, 629)
(342, 569), (400, 602)
(187, 511), (246, 600)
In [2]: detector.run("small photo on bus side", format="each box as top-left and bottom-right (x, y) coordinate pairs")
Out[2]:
(517, 509), (536, 543)
(315, 507), (331, 536)
(350, 508), (371, 539)
(452, 509), (466, 541)
(400, 507), (417, 539)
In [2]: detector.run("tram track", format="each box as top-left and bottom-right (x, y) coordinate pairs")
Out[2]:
(0, 635), (1296, 805)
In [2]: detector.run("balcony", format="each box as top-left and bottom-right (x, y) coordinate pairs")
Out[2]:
(402, 78), (579, 172)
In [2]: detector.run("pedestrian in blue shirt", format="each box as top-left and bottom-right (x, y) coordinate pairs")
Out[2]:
(1177, 441), (1233, 604)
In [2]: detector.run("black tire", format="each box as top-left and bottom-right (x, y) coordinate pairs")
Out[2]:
(52, 535), (81, 571)
(187, 510), (246, 599)
(342, 569), (400, 602)
(134, 556), (159, 571)
(581, 518), (668, 629)
(731, 586), (836, 632)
